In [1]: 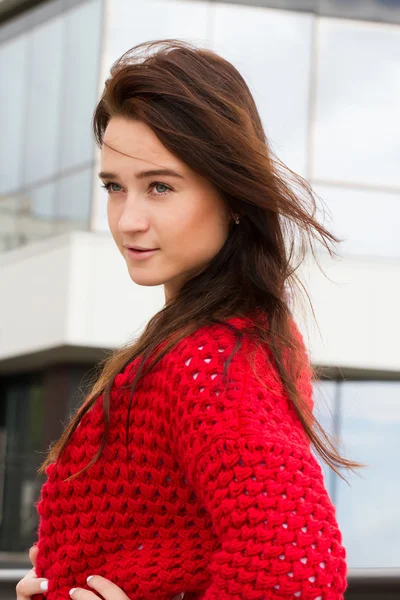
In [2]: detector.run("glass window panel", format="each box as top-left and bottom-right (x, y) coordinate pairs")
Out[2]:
(16, 183), (56, 245)
(26, 180), (57, 219)
(60, 0), (102, 171)
(106, 0), (209, 68)
(312, 18), (400, 188)
(0, 192), (21, 251)
(312, 379), (338, 500)
(313, 184), (400, 259)
(336, 381), (400, 567)
(211, 4), (313, 177)
(226, 1), (318, 11)
(0, 376), (44, 551)
(0, 34), (28, 193)
(24, 15), (64, 186)
(17, 217), (55, 246)
(217, 0), (400, 25)
(92, 169), (109, 232)
(0, 184), (57, 248)
(57, 168), (92, 230)
(320, 0), (400, 24)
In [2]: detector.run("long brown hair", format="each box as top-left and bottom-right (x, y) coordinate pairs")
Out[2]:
(38, 39), (363, 482)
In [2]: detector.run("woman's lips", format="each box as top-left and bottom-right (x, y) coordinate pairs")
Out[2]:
(126, 248), (159, 260)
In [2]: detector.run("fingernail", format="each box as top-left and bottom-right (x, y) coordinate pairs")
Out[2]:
(40, 581), (48, 591)
(87, 576), (94, 583)
(69, 588), (77, 596)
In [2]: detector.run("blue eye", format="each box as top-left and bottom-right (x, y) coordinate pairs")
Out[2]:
(101, 182), (122, 193)
(101, 181), (172, 196)
(150, 182), (171, 196)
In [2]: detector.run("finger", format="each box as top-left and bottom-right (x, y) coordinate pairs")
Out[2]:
(16, 576), (48, 599)
(69, 589), (98, 600)
(29, 545), (39, 568)
(85, 575), (130, 600)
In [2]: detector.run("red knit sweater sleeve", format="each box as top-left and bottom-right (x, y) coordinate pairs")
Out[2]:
(163, 324), (348, 600)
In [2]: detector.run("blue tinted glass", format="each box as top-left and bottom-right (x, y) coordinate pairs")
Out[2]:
(60, 0), (102, 171)
(336, 381), (400, 567)
(0, 34), (28, 193)
(312, 18), (400, 189)
(23, 15), (64, 185)
(220, 0), (400, 24)
(57, 167), (92, 228)
(312, 379), (339, 501)
(320, 0), (400, 23)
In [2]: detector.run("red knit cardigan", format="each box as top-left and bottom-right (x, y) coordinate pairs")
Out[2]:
(33, 315), (347, 600)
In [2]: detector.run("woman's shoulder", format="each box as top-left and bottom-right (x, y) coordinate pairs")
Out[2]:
(170, 312), (261, 352)
(163, 312), (314, 423)
(162, 313), (314, 453)
(162, 312), (280, 395)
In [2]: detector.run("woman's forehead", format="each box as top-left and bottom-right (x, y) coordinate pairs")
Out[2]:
(102, 117), (188, 176)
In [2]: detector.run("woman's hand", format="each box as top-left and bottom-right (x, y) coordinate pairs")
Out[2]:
(70, 577), (185, 600)
(16, 545), (49, 599)
(16, 554), (184, 600)
(69, 577), (129, 600)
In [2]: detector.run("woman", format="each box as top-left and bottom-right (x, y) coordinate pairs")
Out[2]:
(18, 39), (361, 600)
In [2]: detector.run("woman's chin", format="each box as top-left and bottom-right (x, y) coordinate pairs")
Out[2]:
(126, 265), (168, 288)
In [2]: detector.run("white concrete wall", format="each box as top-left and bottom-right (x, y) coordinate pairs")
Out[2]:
(0, 234), (73, 360)
(0, 231), (164, 362)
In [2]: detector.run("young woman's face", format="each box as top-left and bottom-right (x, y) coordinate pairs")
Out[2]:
(100, 117), (231, 303)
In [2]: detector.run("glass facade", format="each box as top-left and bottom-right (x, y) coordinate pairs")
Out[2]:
(0, 373), (45, 551)
(312, 17), (400, 190)
(335, 381), (400, 568)
(212, 3), (313, 177)
(313, 184), (400, 259)
(211, 0), (400, 25)
(107, 0), (209, 70)
(0, 0), (103, 251)
(0, 363), (95, 552)
(313, 379), (400, 568)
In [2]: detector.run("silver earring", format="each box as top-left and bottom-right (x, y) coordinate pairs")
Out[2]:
(233, 213), (240, 225)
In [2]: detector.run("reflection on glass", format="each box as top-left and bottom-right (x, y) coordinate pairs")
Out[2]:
(106, 0), (209, 67)
(92, 172), (109, 232)
(24, 15), (64, 185)
(0, 193), (20, 251)
(28, 180), (56, 219)
(60, 0), (102, 171)
(313, 184), (400, 259)
(312, 379), (338, 500)
(57, 168), (92, 230)
(211, 4), (313, 177)
(0, 35), (28, 193)
(320, 0), (400, 24)
(335, 381), (400, 567)
(0, 376), (44, 551)
(312, 18), (400, 187)
(222, 0), (400, 24)
(12, 182), (57, 245)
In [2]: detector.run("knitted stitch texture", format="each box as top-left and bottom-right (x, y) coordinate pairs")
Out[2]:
(33, 315), (347, 600)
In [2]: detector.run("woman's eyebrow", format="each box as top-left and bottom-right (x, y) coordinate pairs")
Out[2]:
(98, 169), (185, 180)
